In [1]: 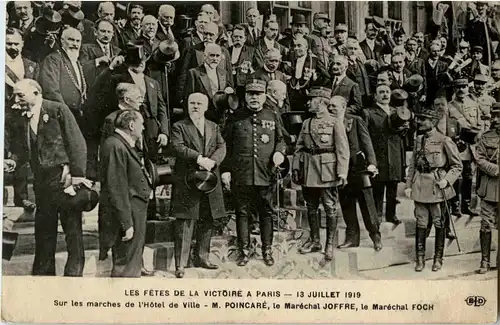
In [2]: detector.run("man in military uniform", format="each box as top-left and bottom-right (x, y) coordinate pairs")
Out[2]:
(473, 103), (500, 274)
(292, 89), (349, 259)
(471, 74), (495, 130)
(221, 79), (287, 267)
(447, 79), (484, 216)
(405, 108), (462, 272)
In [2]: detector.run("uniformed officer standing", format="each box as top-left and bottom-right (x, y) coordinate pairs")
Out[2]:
(447, 79), (484, 216)
(221, 79), (287, 267)
(473, 103), (500, 274)
(292, 89), (349, 258)
(405, 108), (462, 272)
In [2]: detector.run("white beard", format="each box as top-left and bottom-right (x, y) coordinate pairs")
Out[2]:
(66, 49), (80, 62)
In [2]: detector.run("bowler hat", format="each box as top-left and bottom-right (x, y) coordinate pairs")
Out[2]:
(370, 16), (385, 29)
(313, 12), (330, 22)
(153, 39), (180, 64)
(185, 170), (218, 194)
(213, 91), (239, 113)
(2, 231), (18, 261)
(34, 8), (62, 35)
(391, 89), (409, 107)
(246, 79), (266, 92)
(491, 102), (500, 114)
(62, 186), (99, 212)
(292, 14), (307, 25)
(403, 74), (424, 93)
(125, 41), (150, 65)
(225, 24), (234, 32)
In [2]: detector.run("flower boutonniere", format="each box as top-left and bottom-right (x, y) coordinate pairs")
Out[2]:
(43, 114), (49, 123)
(21, 111), (33, 119)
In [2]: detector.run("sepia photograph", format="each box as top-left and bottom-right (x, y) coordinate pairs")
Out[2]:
(1, 0), (498, 323)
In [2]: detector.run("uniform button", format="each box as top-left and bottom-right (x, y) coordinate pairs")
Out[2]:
(254, 155), (257, 158)
(254, 149), (258, 152)
(254, 143), (257, 146)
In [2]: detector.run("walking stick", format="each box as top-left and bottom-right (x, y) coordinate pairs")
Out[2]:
(440, 187), (462, 252)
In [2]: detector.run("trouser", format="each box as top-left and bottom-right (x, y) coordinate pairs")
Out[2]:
(373, 180), (398, 221)
(13, 162), (30, 206)
(234, 185), (274, 254)
(302, 186), (339, 242)
(480, 200), (498, 233)
(451, 160), (473, 208)
(339, 181), (380, 240)
(111, 201), (148, 278)
(32, 166), (84, 276)
(414, 202), (444, 229)
(85, 141), (99, 182)
(174, 196), (214, 268)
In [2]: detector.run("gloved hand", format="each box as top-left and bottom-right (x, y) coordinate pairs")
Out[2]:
(404, 188), (412, 198)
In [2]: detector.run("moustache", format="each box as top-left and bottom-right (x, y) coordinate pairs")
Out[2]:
(6, 48), (20, 58)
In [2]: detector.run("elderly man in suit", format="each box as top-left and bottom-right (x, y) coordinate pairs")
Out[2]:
(10, 79), (87, 276)
(138, 15), (161, 58)
(253, 20), (288, 70)
(156, 5), (177, 42)
(330, 96), (382, 251)
(5, 28), (39, 210)
(229, 24), (255, 95)
(184, 43), (234, 125)
(179, 22), (232, 106)
(170, 93), (227, 278)
(363, 85), (407, 225)
(329, 54), (363, 115)
(120, 3), (144, 45)
(99, 109), (153, 277)
(241, 7), (261, 46)
(389, 54), (413, 90)
(80, 19), (121, 88)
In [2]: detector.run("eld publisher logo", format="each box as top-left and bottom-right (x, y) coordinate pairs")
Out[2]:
(465, 296), (486, 307)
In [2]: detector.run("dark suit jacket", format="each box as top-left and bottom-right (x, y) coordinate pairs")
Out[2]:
(388, 68), (413, 90)
(5, 57), (39, 96)
(98, 132), (152, 260)
(10, 99), (87, 177)
(229, 45), (255, 87)
(344, 113), (377, 178)
(178, 42), (232, 103)
(362, 105), (406, 182)
(179, 32), (203, 55)
(347, 58), (371, 100)
(184, 64), (234, 123)
(252, 38), (288, 70)
(120, 22), (141, 46)
(155, 22), (179, 42)
(39, 50), (87, 126)
(79, 42), (121, 88)
(241, 24), (261, 46)
(331, 75), (363, 115)
(287, 53), (325, 111)
(359, 39), (383, 61)
(171, 118), (226, 220)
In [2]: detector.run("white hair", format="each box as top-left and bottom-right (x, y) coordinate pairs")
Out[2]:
(158, 4), (175, 16)
(267, 80), (286, 93)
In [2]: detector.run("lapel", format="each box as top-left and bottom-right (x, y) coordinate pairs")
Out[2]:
(373, 104), (390, 119)
(59, 50), (84, 94)
(144, 75), (155, 109)
(112, 133), (151, 183)
(195, 49), (204, 66)
(185, 119), (204, 153)
(332, 76), (347, 94)
(199, 65), (213, 96)
(216, 66), (225, 90)
(35, 102), (49, 151)
(204, 120), (213, 154)
(22, 58), (35, 78)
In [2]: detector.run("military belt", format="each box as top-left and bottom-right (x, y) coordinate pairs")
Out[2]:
(416, 166), (438, 173)
(302, 148), (335, 155)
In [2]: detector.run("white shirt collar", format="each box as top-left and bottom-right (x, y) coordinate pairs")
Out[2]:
(204, 63), (216, 72)
(128, 68), (143, 77)
(377, 103), (391, 115)
(20, 17), (33, 28)
(115, 129), (136, 147)
(197, 31), (204, 41)
(263, 37), (275, 50)
(334, 73), (346, 83)
(96, 39), (109, 51)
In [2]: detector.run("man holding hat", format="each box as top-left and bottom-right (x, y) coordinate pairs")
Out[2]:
(170, 92), (227, 278)
(22, 6), (62, 63)
(221, 79), (286, 267)
(405, 107), (462, 272)
(447, 78), (484, 216)
(292, 88), (349, 259)
(279, 14), (309, 51)
(58, 1), (95, 45)
(473, 102), (500, 274)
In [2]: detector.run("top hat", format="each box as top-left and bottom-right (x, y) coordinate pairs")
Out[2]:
(313, 12), (330, 22)
(225, 24), (234, 32)
(393, 28), (406, 37)
(292, 14), (307, 25)
(246, 79), (266, 92)
(491, 102), (500, 115)
(34, 8), (62, 35)
(391, 89), (409, 107)
(62, 186), (99, 212)
(403, 74), (424, 93)
(185, 170), (218, 194)
(213, 91), (239, 113)
(125, 41), (150, 65)
(147, 160), (174, 187)
(474, 74), (489, 83)
(153, 39), (180, 64)
(364, 59), (380, 74)
(460, 127), (481, 144)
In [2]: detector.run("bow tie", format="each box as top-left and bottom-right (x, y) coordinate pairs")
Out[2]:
(21, 111), (33, 118)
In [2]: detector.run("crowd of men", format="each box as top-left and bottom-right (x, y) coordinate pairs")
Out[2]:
(3, 1), (499, 278)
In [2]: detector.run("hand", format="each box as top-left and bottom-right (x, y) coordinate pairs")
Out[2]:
(157, 133), (169, 147)
(290, 135), (296, 144)
(437, 179), (448, 189)
(419, 95), (426, 102)
(110, 55), (125, 70)
(367, 164), (378, 177)
(96, 55), (110, 66)
(292, 170), (300, 184)
(224, 87), (234, 95)
(60, 165), (71, 188)
(4, 159), (16, 173)
(221, 172), (231, 190)
(272, 152), (285, 167)
(404, 188), (412, 198)
(71, 177), (93, 189)
(338, 176), (348, 188)
(122, 227), (134, 241)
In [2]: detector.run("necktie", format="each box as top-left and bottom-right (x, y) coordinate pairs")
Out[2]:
(333, 77), (338, 90)
(20, 21), (26, 32)
(104, 45), (110, 58)
(269, 72), (275, 80)
(253, 28), (258, 41)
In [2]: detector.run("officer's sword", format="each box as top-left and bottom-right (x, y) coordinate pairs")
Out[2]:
(439, 186), (462, 252)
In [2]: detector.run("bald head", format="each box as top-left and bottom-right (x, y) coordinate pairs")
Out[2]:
(203, 22), (219, 43)
(267, 80), (287, 104)
(98, 2), (115, 21)
(13, 79), (42, 108)
(201, 4), (216, 18)
(142, 15), (158, 39)
(188, 92), (209, 120)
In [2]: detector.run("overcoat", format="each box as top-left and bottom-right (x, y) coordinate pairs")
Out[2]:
(363, 104), (406, 182)
(170, 118), (227, 220)
(475, 130), (499, 202)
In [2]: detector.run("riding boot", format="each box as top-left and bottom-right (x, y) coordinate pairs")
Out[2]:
(461, 178), (479, 216)
(451, 180), (461, 216)
(415, 227), (426, 272)
(444, 213), (456, 240)
(299, 209), (322, 254)
(432, 227), (445, 272)
(478, 231), (492, 274)
(323, 215), (338, 262)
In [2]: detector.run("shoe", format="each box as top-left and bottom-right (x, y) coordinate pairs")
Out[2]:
(237, 254), (249, 267)
(370, 234), (382, 252)
(298, 238), (322, 254)
(193, 258), (219, 270)
(477, 231), (492, 274)
(141, 267), (155, 276)
(22, 199), (36, 212)
(432, 228), (445, 272)
(387, 217), (402, 225)
(415, 227), (426, 272)
(263, 251), (274, 266)
(175, 268), (185, 278)
(337, 240), (360, 249)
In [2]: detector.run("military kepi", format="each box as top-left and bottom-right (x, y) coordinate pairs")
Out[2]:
(308, 86), (331, 99)
(246, 79), (266, 92)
